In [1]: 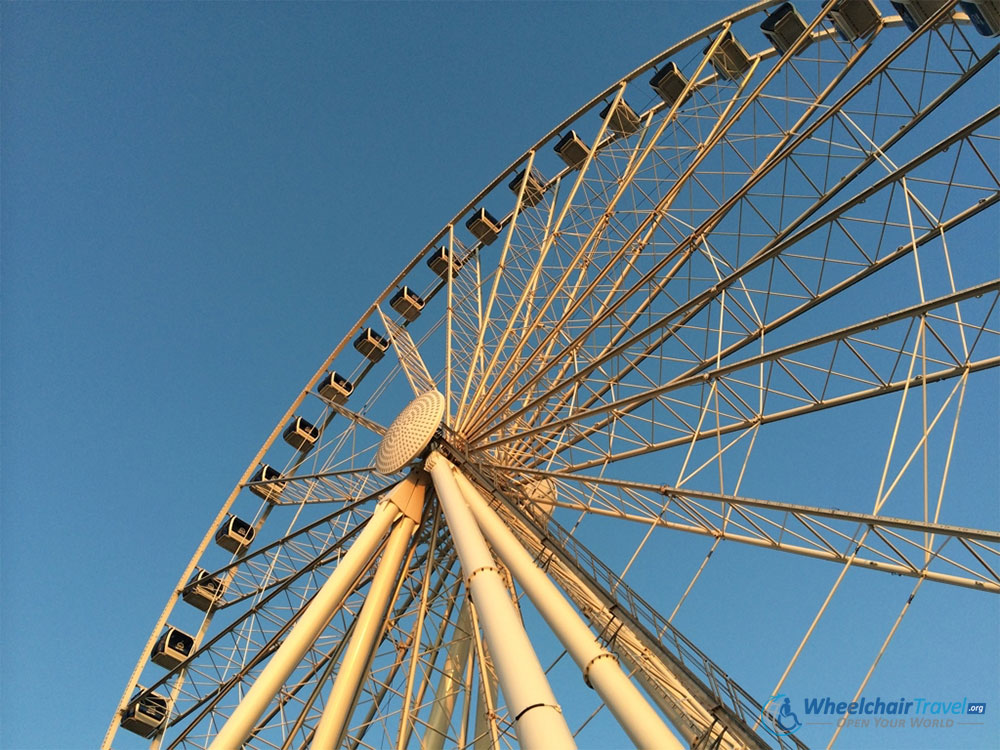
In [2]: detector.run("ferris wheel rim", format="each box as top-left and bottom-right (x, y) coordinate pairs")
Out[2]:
(108, 2), (1000, 748)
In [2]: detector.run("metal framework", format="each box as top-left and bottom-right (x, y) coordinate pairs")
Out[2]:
(107, 2), (999, 749)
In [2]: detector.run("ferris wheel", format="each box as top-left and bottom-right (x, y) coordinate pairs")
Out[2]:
(106, 1), (1000, 748)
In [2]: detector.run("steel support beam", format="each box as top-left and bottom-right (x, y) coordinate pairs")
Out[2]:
(456, 456), (791, 750)
(208, 473), (427, 750)
(426, 451), (577, 750)
(312, 489), (423, 748)
(451, 468), (683, 750)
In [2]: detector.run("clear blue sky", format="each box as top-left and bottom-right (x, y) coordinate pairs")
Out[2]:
(2, 2), (997, 749)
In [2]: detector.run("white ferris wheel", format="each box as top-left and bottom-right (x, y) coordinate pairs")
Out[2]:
(106, 1), (1000, 748)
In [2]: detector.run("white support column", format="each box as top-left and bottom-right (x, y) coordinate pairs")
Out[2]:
(450, 469), (683, 750)
(209, 474), (427, 750)
(423, 601), (474, 750)
(425, 451), (577, 750)
(312, 487), (423, 749)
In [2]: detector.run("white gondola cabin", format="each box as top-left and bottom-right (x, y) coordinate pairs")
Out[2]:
(215, 515), (256, 553)
(249, 464), (286, 501)
(827, 0), (880, 41)
(599, 99), (640, 136)
(390, 286), (426, 322)
(120, 688), (168, 738)
(283, 416), (319, 451)
(891, 0), (950, 31)
(508, 168), (546, 207)
(704, 30), (752, 81)
(182, 568), (226, 611)
(649, 63), (691, 108)
(961, 0), (1000, 36)
(317, 371), (353, 404)
(151, 626), (195, 669)
(427, 246), (461, 278)
(554, 130), (590, 170)
(354, 328), (390, 362)
(760, 3), (812, 54)
(466, 208), (501, 245)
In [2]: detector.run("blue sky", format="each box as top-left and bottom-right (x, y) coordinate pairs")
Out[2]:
(2, 2), (997, 749)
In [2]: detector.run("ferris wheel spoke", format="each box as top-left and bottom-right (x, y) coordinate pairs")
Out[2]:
(463, 28), (773, 433)
(246, 466), (394, 507)
(559, 317), (998, 474)
(478, 99), (1000, 464)
(455, 134), (698, 442)
(260, 411), (388, 504)
(473, 280), (999, 469)
(459, 109), (664, 430)
(825, 573), (926, 748)
(459, 33), (888, 435)
(456, 50), (723, 433)
(481, 181), (999, 471)
(473, 30), (997, 443)
(324, 402), (388, 439)
(454, 83), (631, 431)
(378, 307), (438, 397)
(450, 147), (543, 425)
(480, 463), (1000, 592)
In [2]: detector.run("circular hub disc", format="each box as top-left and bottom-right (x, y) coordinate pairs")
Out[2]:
(375, 389), (446, 475)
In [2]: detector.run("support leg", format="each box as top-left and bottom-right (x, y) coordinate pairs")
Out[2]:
(426, 451), (576, 750)
(451, 468), (682, 750)
(209, 473), (427, 750)
(312, 493), (423, 748)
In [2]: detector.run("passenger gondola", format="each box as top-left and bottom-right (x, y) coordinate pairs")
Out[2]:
(215, 515), (256, 553)
(354, 328), (390, 362)
(150, 626), (195, 669)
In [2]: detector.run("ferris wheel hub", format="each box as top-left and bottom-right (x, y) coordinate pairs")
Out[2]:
(375, 389), (446, 475)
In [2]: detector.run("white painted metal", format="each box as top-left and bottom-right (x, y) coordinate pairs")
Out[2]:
(312, 496), (423, 748)
(425, 451), (577, 750)
(423, 601), (474, 750)
(468, 599), (501, 750)
(473, 674), (498, 750)
(484, 488), (742, 749)
(451, 469), (683, 750)
(207, 476), (425, 750)
(380, 309), (438, 397)
(375, 390), (446, 475)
